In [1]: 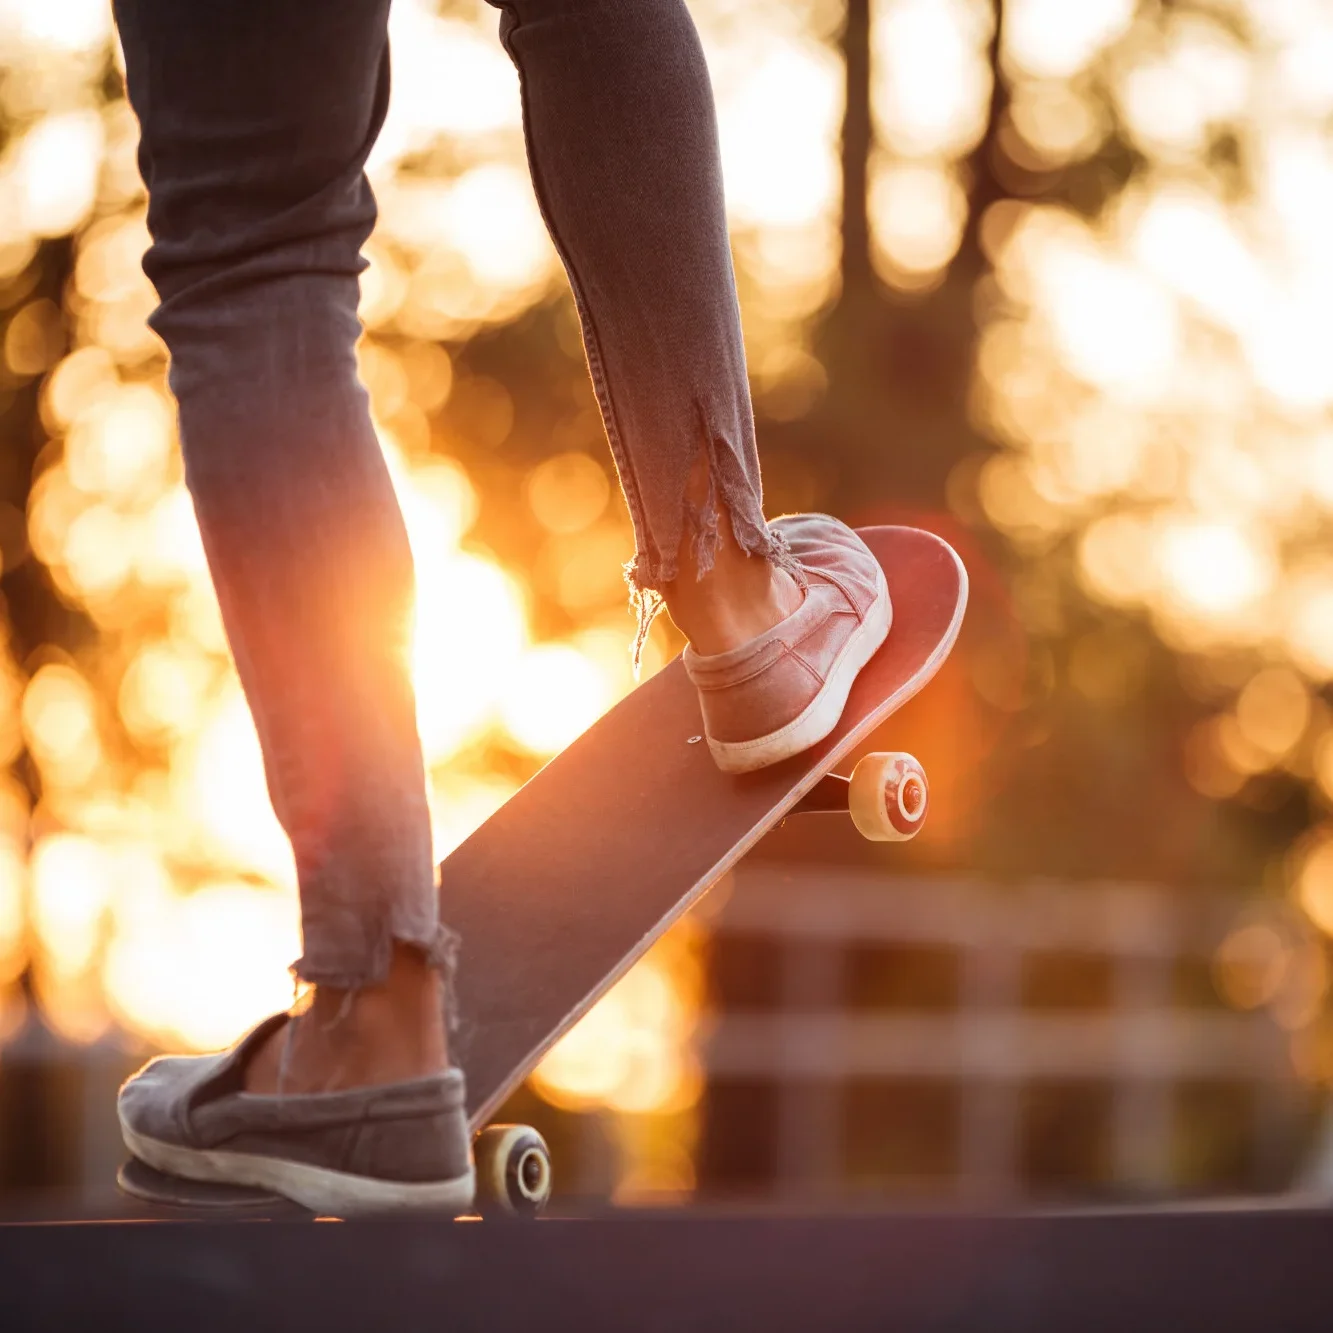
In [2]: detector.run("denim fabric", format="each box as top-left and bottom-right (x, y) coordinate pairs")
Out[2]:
(112, 0), (784, 986)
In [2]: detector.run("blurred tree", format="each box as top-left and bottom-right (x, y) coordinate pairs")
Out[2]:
(750, 0), (1303, 897)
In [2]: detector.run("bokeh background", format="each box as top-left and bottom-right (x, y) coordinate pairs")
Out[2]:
(2, 0), (1333, 1211)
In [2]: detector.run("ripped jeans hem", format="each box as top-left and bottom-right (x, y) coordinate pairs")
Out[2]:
(624, 477), (808, 672)
(290, 920), (462, 1030)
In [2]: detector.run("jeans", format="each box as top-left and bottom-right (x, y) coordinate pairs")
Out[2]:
(112, 0), (789, 990)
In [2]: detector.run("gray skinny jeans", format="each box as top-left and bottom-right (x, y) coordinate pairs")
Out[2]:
(112, 0), (794, 990)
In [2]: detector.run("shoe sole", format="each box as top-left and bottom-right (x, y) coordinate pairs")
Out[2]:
(708, 565), (892, 774)
(121, 1123), (476, 1217)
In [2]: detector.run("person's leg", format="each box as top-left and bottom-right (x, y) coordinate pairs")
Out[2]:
(113, 0), (449, 1092)
(489, 0), (806, 662)
(491, 0), (891, 772)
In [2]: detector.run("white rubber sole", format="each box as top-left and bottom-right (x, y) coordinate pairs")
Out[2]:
(122, 1123), (476, 1218)
(708, 566), (892, 774)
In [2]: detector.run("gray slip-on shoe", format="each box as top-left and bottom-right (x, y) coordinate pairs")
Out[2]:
(683, 514), (891, 774)
(118, 1012), (475, 1216)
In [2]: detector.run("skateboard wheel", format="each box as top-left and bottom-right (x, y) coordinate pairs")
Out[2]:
(848, 752), (928, 842)
(472, 1124), (552, 1218)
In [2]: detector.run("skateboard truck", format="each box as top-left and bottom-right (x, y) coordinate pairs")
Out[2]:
(794, 753), (928, 841)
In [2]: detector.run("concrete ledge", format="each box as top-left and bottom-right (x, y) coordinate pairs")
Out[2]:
(3, 1203), (1332, 1331)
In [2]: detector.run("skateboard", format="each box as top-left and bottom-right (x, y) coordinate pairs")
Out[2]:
(119, 525), (967, 1219)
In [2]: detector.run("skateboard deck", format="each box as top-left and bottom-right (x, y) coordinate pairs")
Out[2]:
(120, 525), (966, 1215)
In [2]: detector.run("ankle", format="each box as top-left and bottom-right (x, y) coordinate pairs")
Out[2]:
(316, 944), (443, 1022)
(246, 945), (449, 1094)
(666, 560), (801, 657)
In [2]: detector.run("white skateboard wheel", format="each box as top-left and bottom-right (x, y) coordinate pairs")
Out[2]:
(472, 1124), (552, 1217)
(848, 752), (928, 842)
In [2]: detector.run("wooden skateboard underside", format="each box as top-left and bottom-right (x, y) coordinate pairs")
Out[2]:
(117, 525), (965, 1215)
(445, 525), (967, 1129)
